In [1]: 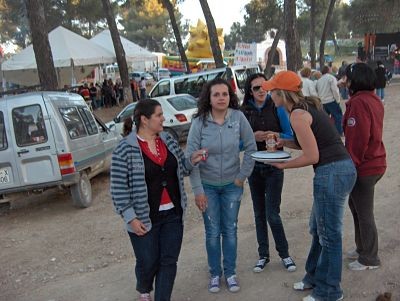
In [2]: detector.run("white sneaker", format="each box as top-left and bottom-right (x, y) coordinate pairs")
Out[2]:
(253, 257), (269, 273)
(139, 293), (152, 301)
(348, 260), (380, 271)
(346, 249), (359, 260)
(293, 281), (313, 291)
(226, 275), (240, 293)
(208, 276), (220, 293)
(282, 256), (297, 272)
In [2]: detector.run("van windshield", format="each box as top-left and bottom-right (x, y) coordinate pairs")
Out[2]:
(234, 67), (259, 91)
(174, 71), (224, 98)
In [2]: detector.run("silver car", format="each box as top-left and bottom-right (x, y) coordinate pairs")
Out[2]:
(106, 94), (198, 142)
(0, 92), (120, 208)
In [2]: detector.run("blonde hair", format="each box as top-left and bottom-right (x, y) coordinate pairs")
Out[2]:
(277, 89), (322, 112)
(300, 67), (312, 78)
(311, 70), (322, 80)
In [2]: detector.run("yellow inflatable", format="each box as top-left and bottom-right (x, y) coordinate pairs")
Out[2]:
(186, 19), (225, 58)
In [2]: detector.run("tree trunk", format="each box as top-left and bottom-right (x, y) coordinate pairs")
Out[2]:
(199, 0), (225, 68)
(25, 0), (58, 90)
(284, 0), (299, 71)
(332, 34), (340, 55)
(319, 0), (336, 68)
(264, 28), (281, 79)
(161, 0), (191, 73)
(310, 0), (316, 69)
(295, 28), (303, 70)
(101, 0), (133, 104)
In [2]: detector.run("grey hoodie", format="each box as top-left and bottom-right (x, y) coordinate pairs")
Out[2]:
(186, 108), (256, 196)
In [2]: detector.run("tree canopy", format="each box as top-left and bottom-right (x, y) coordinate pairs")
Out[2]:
(0, 0), (187, 53)
(224, 0), (400, 51)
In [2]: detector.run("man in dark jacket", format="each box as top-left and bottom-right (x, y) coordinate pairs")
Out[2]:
(375, 61), (387, 103)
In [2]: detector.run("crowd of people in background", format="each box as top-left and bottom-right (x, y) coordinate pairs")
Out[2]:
(73, 76), (148, 111)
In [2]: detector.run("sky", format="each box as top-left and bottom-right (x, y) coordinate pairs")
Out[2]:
(178, 0), (251, 35)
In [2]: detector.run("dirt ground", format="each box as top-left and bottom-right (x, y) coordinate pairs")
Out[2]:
(1, 80), (399, 301)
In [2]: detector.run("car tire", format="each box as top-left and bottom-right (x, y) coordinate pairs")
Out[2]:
(164, 127), (179, 142)
(71, 172), (92, 208)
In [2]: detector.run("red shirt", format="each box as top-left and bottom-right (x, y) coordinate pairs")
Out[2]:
(343, 91), (386, 176)
(137, 136), (173, 208)
(80, 88), (90, 100)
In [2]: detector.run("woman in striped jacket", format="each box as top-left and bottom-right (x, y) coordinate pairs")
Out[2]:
(110, 99), (204, 301)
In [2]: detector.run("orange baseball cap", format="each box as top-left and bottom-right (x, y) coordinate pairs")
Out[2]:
(262, 70), (302, 92)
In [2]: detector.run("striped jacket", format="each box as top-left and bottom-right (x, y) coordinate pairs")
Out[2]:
(110, 130), (193, 232)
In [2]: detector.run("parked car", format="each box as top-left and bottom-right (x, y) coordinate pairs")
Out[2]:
(106, 94), (198, 142)
(148, 64), (260, 102)
(0, 92), (121, 208)
(130, 71), (154, 83)
(154, 68), (171, 81)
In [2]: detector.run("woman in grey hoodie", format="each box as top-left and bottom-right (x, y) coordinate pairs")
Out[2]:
(186, 78), (256, 294)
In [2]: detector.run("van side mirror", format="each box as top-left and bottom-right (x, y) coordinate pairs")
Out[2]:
(114, 117), (120, 123)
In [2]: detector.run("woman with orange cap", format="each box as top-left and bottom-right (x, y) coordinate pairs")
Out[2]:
(261, 71), (356, 301)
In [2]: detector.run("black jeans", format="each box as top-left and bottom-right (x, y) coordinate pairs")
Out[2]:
(128, 209), (183, 301)
(348, 174), (383, 266)
(248, 163), (289, 259)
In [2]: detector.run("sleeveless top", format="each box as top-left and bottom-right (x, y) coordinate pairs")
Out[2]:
(291, 102), (349, 169)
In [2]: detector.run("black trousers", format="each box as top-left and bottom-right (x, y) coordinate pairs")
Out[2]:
(348, 174), (383, 266)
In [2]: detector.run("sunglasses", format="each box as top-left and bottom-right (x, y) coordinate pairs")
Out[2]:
(251, 85), (262, 92)
(350, 63), (355, 74)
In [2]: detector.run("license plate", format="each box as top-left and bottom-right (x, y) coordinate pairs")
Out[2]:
(0, 167), (11, 184)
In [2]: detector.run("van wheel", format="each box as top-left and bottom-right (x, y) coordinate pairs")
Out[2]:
(70, 172), (92, 208)
(164, 128), (179, 142)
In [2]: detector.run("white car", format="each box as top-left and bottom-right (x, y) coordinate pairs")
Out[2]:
(106, 94), (198, 142)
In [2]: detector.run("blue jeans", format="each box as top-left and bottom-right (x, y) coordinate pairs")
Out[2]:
(248, 163), (289, 259)
(376, 88), (385, 100)
(202, 182), (243, 278)
(339, 87), (348, 100)
(323, 101), (343, 135)
(128, 209), (183, 301)
(303, 159), (356, 301)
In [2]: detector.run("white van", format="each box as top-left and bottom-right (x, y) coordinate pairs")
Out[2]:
(103, 64), (120, 81)
(0, 92), (120, 208)
(148, 65), (260, 101)
(156, 68), (171, 81)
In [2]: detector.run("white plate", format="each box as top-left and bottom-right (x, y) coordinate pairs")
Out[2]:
(251, 150), (291, 160)
(252, 157), (291, 163)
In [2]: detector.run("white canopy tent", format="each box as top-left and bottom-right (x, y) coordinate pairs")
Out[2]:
(1, 26), (115, 87)
(90, 30), (157, 69)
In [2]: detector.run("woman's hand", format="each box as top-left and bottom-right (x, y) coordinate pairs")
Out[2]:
(254, 131), (268, 142)
(191, 149), (207, 164)
(195, 194), (208, 212)
(234, 178), (244, 187)
(265, 130), (279, 138)
(130, 218), (147, 236)
(276, 137), (285, 148)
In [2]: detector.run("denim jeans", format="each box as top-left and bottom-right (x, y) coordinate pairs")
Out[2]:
(303, 159), (356, 301)
(248, 163), (289, 259)
(128, 209), (183, 301)
(376, 88), (385, 100)
(202, 182), (243, 278)
(323, 101), (343, 135)
(339, 87), (348, 100)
